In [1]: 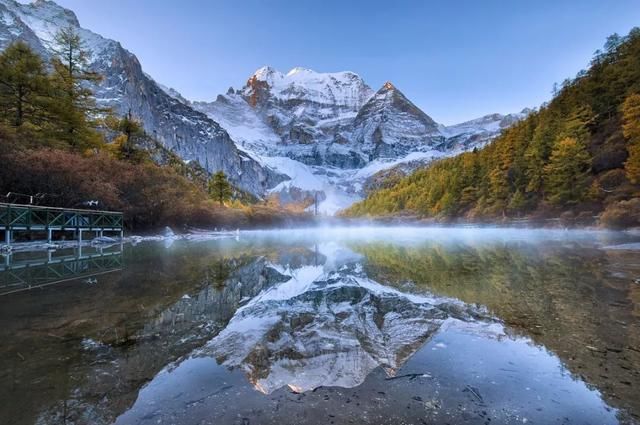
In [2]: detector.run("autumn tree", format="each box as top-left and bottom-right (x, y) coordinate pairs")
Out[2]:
(105, 109), (145, 161)
(622, 93), (640, 183)
(543, 137), (592, 205)
(507, 189), (527, 214)
(559, 104), (594, 142)
(49, 26), (103, 149)
(208, 171), (232, 206)
(0, 42), (50, 129)
(345, 28), (640, 224)
(524, 108), (561, 195)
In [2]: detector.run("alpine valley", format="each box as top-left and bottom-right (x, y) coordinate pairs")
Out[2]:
(0, 0), (530, 214)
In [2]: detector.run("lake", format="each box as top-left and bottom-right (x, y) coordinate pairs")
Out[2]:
(0, 227), (639, 425)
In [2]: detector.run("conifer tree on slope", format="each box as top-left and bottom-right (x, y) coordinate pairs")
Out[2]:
(208, 171), (233, 206)
(0, 42), (50, 132)
(49, 26), (103, 150)
(622, 93), (640, 184)
(543, 137), (592, 205)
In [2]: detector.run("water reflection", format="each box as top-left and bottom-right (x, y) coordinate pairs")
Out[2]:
(0, 245), (123, 295)
(0, 228), (638, 425)
(351, 238), (640, 422)
(203, 243), (486, 394)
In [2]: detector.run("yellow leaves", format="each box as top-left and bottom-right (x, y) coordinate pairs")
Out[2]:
(543, 137), (592, 205)
(104, 133), (127, 159)
(625, 142), (640, 184)
(622, 93), (640, 184)
(622, 94), (640, 141)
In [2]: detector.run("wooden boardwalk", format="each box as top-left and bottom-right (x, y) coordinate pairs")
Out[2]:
(1, 202), (123, 247)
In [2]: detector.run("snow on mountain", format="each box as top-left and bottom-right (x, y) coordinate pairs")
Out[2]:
(348, 82), (444, 160)
(245, 66), (373, 109)
(0, 0), (529, 212)
(442, 108), (533, 150)
(192, 92), (281, 155)
(192, 65), (530, 214)
(201, 244), (485, 394)
(156, 81), (189, 105)
(0, 0), (282, 196)
(238, 66), (375, 167)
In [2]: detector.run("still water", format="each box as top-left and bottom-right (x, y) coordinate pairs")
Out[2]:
(0, 227), (639, 425)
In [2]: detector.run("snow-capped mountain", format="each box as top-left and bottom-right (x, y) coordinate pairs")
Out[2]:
(0, 0), (282, 196)
(193, 66), (530, 213)
(442, 108), (533, 150)
(0, 0), (530, 213)
(233, 66), (376, 168)
(191, 91), (281, 156)
(201, 243), (485, 394)
(243, 66), (373, 110)
(349, 82), (444, 160)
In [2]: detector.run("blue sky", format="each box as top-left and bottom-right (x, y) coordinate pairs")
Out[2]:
(53, 0), (640, 124)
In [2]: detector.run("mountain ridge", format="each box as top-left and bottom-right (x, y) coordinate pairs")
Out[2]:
(192, 65), (529, 213)
(0, 0), (284, 196)
(343, 28), (640, 227)
(0, 0), (529, 213)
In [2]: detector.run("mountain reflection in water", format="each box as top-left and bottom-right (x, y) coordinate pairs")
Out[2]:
(0, 228), (637, 425)
(202, 243), (486, 395)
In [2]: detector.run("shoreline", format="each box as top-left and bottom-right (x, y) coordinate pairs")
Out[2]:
(338, 214), (640, 231)
(4, 221), (639, 256)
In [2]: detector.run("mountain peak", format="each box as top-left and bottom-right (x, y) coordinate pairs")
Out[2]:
(11, 0), (81, 28)
(241, 66), (373, 109)
(520, 107), (533, 115)
(252, 65), (281, 81)
(286, 66), (314, 76)
(382, 81), (396, 91)
(352, 80), (441, 157)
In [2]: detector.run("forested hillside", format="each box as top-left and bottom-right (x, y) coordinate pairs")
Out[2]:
(0, 29), (308, 230)
(344, 29), (640, 228)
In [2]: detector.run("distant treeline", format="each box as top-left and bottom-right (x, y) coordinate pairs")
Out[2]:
(344, 29), (640, 228)
(0, 27), (308, 230)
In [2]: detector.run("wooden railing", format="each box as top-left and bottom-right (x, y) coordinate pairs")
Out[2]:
(0, 203), (123, 230)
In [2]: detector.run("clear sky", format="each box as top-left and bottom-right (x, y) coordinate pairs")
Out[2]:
(49, 0), (640, 125)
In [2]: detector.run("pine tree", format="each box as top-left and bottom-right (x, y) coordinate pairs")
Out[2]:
(622, 93), (640, 184)
(507, 189), (527, 214)
(49, 26), (103, 149)
(525, 108), (561, 195)
(115, 109), (143, 160)
(208, 171), (232, 206)
(543, 137), (592, 205)
(560, 104), (594, 142)
(0, 41), (50, 129)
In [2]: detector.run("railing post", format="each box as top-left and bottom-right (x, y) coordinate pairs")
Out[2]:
(0, 204), (123, 248)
